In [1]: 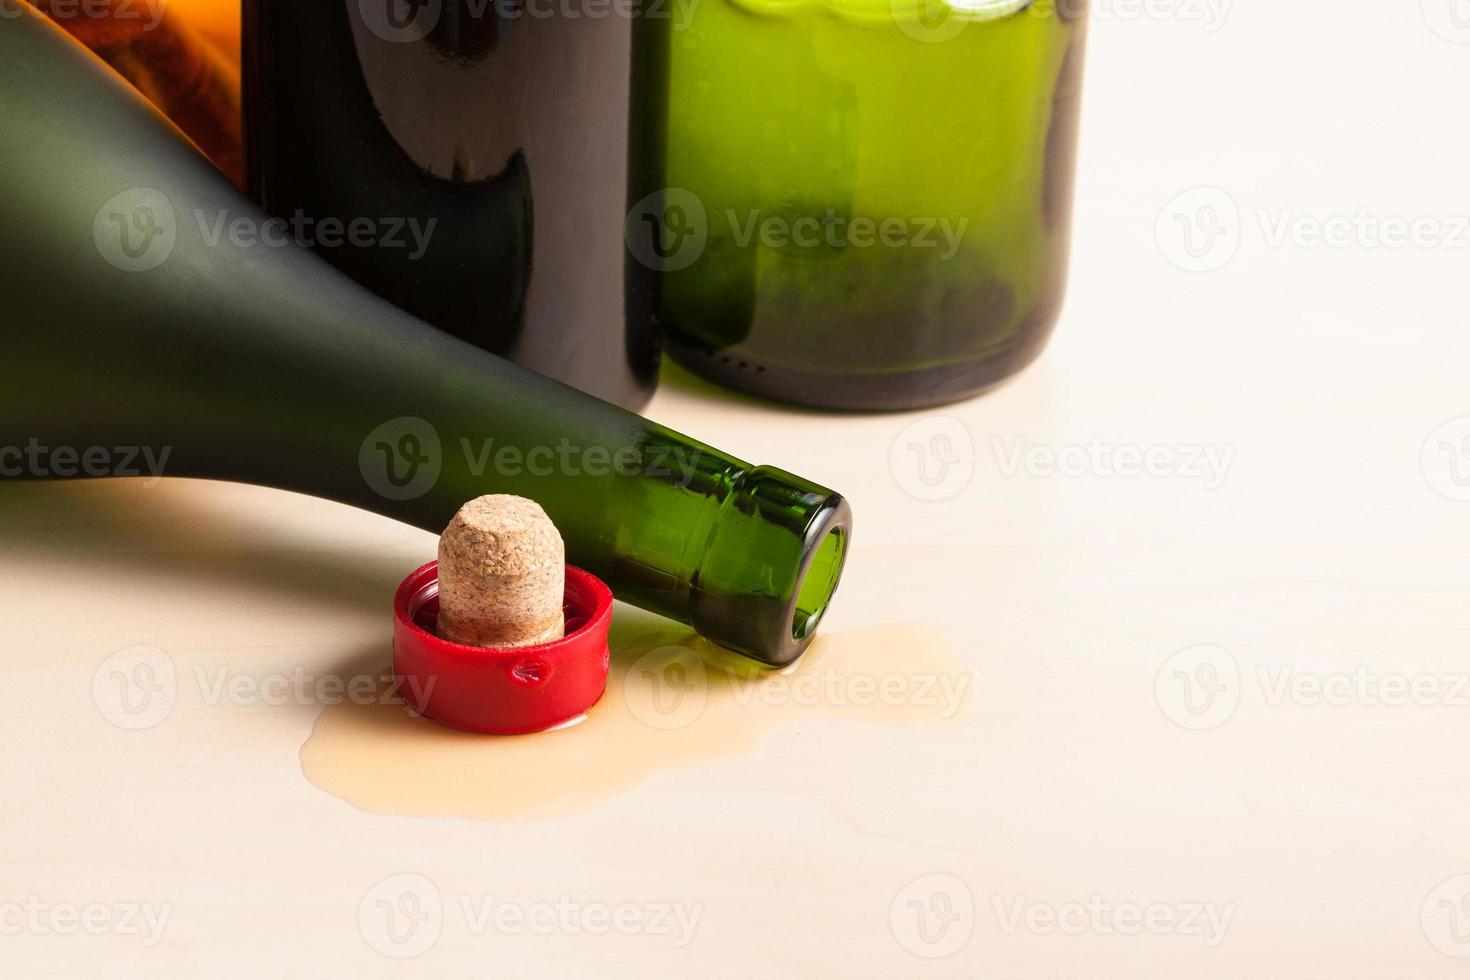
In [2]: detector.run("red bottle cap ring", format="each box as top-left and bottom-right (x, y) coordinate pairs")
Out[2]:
(392, 561), (613, 735)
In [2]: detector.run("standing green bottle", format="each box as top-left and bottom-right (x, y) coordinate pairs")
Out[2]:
(0, 7), (849, 667)
(632, 0), (1088, 410)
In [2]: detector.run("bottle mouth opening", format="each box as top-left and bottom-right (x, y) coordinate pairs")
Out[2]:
(689, 471), (853, 667)
(792, 524), (847, 642)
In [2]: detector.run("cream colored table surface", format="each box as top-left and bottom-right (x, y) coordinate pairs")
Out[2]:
(4, 4), (1469, 978)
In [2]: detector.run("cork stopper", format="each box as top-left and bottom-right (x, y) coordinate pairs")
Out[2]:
(436, 495), (566, 649)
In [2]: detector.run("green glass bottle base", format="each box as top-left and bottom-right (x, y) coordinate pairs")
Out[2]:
(666, 326), (1056, 413)
(641, 0), (1087, 413)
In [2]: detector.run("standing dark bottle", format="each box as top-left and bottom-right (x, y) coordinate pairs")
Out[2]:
(243, 0), (660, 409)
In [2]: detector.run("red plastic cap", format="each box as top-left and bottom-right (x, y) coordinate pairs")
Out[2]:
(392, 561), (613, 735)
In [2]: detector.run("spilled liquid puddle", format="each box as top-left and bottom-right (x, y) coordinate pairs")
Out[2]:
(301, 622), (973, 821)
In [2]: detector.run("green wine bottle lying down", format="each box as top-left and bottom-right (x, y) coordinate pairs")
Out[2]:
(0, 7), (850, 668)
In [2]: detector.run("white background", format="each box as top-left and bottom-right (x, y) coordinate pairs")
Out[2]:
(4, 0), (1470, 975)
